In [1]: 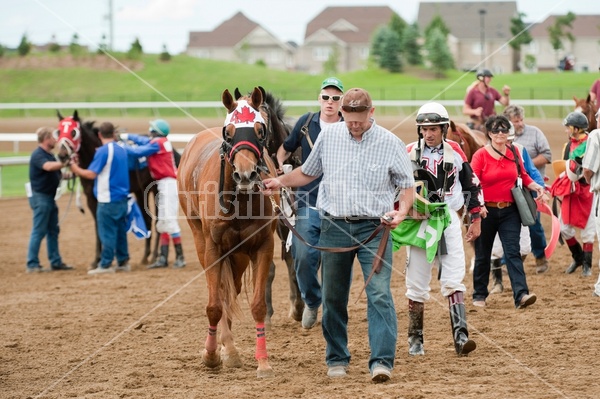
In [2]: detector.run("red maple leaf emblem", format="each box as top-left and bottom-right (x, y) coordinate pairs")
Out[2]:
(231, 106), (256, 124)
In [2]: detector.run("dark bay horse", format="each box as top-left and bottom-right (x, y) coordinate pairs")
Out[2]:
(446, 120), (486, 162)
(574, 94), (598, 132)
(55, 110), (158, 266)
(177, 87), (279, 377)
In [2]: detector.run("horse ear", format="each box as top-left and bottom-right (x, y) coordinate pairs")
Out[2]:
(258, 86), (266, 100)
(234, 88), (242, 100)
(449, 120), (457, 131)
(222, 89), (235, 113)
(57, 110), (63, 121)
(250, 87), (263, 109)
(73, 110), (79, 121)
(587, 93), (592, 103)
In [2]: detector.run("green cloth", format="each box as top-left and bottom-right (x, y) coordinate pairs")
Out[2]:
(391, 199), (451, 263)
(570, 141), (587, 160)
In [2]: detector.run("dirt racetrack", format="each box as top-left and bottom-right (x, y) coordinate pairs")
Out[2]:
(2, 116), (600, 399)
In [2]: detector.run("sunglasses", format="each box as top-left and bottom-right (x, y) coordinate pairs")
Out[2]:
(489, 129), (510, 134)
(341, 105), (371, 113)
(416, 113), (448, 124)
(321, 94), (342, 102)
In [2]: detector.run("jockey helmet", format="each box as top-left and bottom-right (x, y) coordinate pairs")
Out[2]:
(476, 68), (493, 79)
(563, 111), (589, 130)
(149, 119), (170, 136)
(416, 102), (450, 126)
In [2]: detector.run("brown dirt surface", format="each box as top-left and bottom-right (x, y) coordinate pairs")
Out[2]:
(1, 116), (600, 398)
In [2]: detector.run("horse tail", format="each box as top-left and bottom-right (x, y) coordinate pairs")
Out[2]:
(220, 257), (243, 321)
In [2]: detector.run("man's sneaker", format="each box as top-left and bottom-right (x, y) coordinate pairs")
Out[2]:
(115, 263), (131, 272)
(26, 266), (48, 274)
(88, 266), (115, 275)
(327, 365), (347, 378)
(51, 263), (74, 271)
(301, 306), (318, 329)
(535, 257), (549, 274)
(371, 365), (391, 383)
(517, 293), (537, 309)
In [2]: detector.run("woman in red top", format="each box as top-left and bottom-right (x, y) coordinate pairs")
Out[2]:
(470, 115), (545, 309)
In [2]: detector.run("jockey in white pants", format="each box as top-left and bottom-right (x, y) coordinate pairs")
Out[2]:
(404, 102), (483, 357)
(121, 119), (185, 269)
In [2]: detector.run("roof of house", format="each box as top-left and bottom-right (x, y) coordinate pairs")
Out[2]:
(418, 1), (517, 40)
(304, 6), (396, 44)
(188, 12), (258, 47)
(528, 14), (600, 38)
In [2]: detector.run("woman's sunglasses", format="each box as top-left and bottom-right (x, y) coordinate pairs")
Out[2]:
(321, 94), (342, 102)
(489, 129), (509, 135)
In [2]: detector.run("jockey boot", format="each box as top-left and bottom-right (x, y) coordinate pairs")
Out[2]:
(582, 250), (593, 277)
(148, 245), (169, 269)
(489, 259), (503, 294)
(173, 244), (186, 269)
(565, 241), (584, 274)
(448, 292), (476, 356)
(408, 299), (425, 356)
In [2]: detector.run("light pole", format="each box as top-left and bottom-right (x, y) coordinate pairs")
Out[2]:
(479, 9), (486, 66)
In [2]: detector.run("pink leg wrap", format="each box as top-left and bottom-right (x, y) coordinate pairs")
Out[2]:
(255, 323), (268, 360)
(205, 325), (218, 352)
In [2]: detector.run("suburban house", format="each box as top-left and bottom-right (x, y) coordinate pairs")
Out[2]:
(417, 1), (518, 74)
(186, 12), (296, 70)
(523, 15), (600, 72)
(295, 6), (395, 74)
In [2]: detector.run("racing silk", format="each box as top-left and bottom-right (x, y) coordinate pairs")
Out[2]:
(124, 135), (177, 180)
(407, 139), (482, 213)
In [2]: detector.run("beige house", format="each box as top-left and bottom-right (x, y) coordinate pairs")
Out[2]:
(523, 15), (600, 72)
(417, 1), (518, 74)
(295, 6), (395, 74)
(186, 12), (296, 70)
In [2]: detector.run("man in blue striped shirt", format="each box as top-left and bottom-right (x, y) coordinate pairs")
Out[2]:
(70, 122), (130, 275)
(262, 88), (415, 383)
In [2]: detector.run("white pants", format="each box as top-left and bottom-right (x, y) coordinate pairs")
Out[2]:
(560, 213), (596, 243)
(156, 178), (181, 235)
(405, 209), (467, 302)
(491, 225), (530, 259)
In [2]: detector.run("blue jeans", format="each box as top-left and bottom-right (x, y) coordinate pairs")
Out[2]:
(319, 217), (396, 372)
(27, 193), (62, 268)
(529, 212), (547, 259)
(97, 199), (129, 268)
(292, 206), (322, 309)
(473, 206), (531, 307)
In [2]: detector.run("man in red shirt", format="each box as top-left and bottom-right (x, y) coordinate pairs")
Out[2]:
(463, 68), (510, 132)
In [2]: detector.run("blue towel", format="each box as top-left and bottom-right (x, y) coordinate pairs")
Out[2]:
(127, 195), (151, 239)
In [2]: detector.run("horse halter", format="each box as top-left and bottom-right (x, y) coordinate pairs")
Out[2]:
(54, 116), (82, 155)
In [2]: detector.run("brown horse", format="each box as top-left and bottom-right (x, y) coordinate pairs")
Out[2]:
(177, 87), (278, 377)
(574, 94), (598, 131)
(446, 120), (486, 162)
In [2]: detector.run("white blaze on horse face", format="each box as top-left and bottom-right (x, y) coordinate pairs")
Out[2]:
(223, 100), (266, 128)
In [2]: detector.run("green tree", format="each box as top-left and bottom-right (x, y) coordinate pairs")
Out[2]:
(0, 44), (4, 58)
(69, 33), (83, 56)
(379, 28), (402, 72)
(322, 45), (340, 75)
(402, 22), (423, 66)
(49, 34), (60, 53)
(508, 12), (533, 72)
(548, 12), (576, 66)
(159, 44), (171, 62)
(425, 27), (454, 78)
(370, 26), (387, 61)
(424, 15), (450, 39)
(389, 13), (407, 44)
(17, 33), (31, 56)
(127, 37), (143, 60)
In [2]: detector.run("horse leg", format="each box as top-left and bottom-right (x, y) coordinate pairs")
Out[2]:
(284, 249), (304, 322)
(265, 261), (275, 329)
(250, 247), (274, 378)
(219, 254), (246, 368)
(86, 190), (101, 268)
(200, 240), (223, 369)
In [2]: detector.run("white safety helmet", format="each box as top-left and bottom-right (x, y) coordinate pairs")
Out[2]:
(416, 102), (450, 126)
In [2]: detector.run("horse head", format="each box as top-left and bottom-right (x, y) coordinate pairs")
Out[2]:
(573, 94), (598, 131)
(55, 110), (83, 163)
(222, 87), (269, 192)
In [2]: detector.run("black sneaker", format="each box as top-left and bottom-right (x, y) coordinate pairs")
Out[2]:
(51, 263), (75, 271)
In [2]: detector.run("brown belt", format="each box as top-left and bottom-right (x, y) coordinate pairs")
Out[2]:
(485, 201), (513, 209)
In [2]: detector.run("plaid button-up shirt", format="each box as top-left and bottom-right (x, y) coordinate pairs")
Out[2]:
(301, 120), (414, 217)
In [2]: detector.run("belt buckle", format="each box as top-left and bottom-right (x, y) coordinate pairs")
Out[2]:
(344, 216), (354, 223)
(498, 202), (506, 209)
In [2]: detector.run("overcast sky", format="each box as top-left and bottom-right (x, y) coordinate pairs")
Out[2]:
(2, 0), (596, 54)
